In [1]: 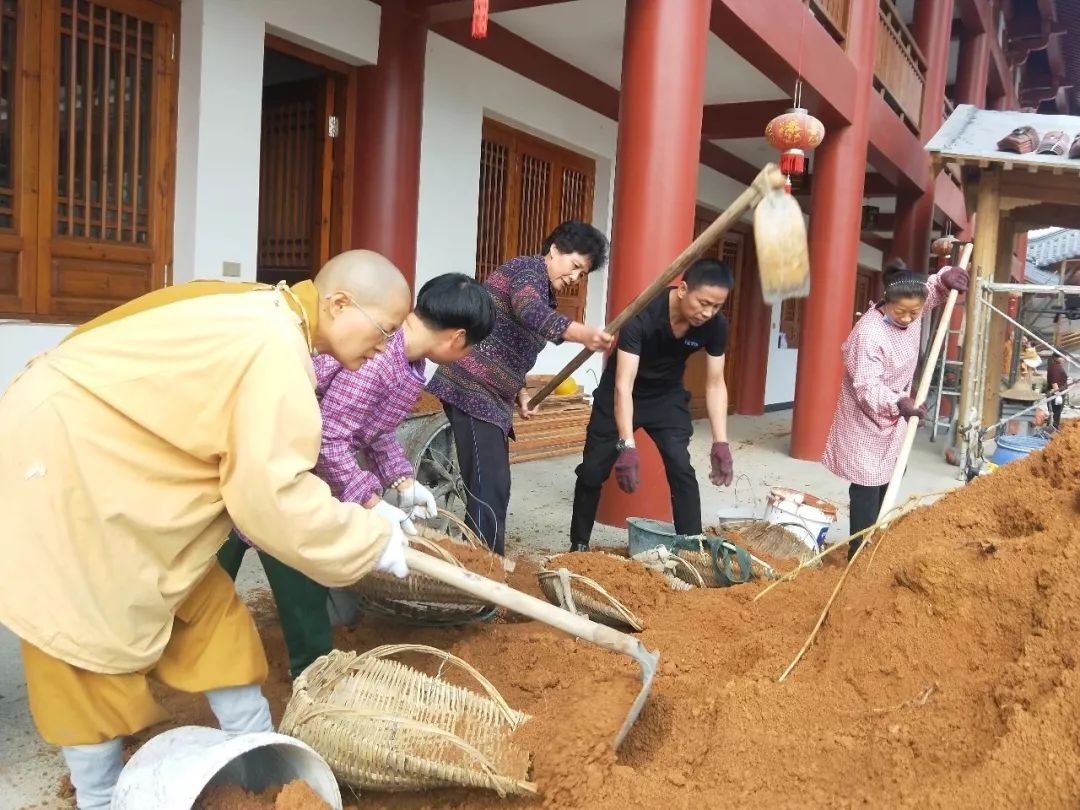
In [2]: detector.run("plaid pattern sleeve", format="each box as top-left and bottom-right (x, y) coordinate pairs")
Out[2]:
(924, 267), (948, 311)
(822, 308), (925, 487)
(313, 333), (425, 504)
(845, 330), (900, 429)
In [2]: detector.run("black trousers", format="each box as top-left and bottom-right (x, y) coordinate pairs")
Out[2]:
(570, 386), (701, 549)
(1051, 399), (1064, 428)
(848, 482), (888, 558)
(443, 403), (510, 556)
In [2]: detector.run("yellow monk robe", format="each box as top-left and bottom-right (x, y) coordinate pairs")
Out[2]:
(0, 281), (391, 677)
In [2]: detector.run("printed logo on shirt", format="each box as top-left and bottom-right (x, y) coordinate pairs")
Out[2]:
(683, 339), (701, 349)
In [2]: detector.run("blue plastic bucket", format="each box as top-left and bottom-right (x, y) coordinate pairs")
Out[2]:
(627, 518), (684, 557)
(989, 435), (1048, 466)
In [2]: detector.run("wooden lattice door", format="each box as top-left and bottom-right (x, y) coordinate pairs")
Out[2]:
(684, 211), (743, 418)
(0, 0), (36, 315)
(257, 76), (334, 285)
(35, 0), (177, 319)
(475, 119), (595, 322)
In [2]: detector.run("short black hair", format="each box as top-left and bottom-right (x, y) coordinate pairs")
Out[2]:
(415, 273), (496, 346)
(882, 258), (928, 302)
(683, 258), (734, 291)
(541, 221), (608, 272)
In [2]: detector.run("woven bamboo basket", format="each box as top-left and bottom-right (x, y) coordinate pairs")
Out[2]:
(350, 511), (500, 623)
(280, 645), (535, 797)
(671, 536), (770, 588)
(661, 554), (707, 591)
(537, 553), (646, 632)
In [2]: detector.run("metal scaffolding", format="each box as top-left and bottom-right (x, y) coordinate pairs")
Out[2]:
(958, 279), (1080, 476)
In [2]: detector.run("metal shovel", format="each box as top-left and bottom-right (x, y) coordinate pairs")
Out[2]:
(405, 548), (660, 749)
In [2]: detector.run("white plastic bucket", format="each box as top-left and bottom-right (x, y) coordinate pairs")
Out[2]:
(111, 725), (343, 810)
(764, 488), (838, 552)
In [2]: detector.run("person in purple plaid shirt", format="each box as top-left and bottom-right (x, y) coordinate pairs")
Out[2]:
(428, 221), (614, 555)
(219, 273), (495, 677)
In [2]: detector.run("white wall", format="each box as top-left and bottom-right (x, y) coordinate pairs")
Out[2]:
(0, 323), (73, 390)
(174, 0), (380, 284)
(416, 34), (618, 390)
(763, 239), (887, 407)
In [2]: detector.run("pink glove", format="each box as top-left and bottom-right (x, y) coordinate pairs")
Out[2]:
(709, 442), (733, 487)
(614, 449), (640, 493)
(939, 266), (969, 293)
(897, 397), (927, 421)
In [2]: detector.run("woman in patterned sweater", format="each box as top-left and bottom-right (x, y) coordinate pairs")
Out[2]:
(822, 260), (968, 560)
(428, 221), (614, 554)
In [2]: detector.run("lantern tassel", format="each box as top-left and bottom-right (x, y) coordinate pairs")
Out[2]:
(472, 0), (489, 38)
(780, 149), (805, 176)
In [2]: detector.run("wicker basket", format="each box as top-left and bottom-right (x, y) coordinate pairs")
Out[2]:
(671, 536), (769, 588)
(280, 645), (535, 797)
(350, 513), (500, 624)
(537, 554), (646, 632)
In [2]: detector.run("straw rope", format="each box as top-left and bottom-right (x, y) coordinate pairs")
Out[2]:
(280, 646), (535, 796)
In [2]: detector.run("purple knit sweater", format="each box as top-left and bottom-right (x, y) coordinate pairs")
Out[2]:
(427, 255), (570, 436)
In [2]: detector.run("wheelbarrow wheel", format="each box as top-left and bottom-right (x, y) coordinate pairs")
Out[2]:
(398, 415), (468, 537)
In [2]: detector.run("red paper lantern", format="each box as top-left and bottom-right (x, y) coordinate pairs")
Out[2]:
(764, 107), (825, 176)
(472, 0), (489, 38)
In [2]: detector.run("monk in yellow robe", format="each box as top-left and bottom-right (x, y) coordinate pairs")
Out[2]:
(0, 250), (414, 809)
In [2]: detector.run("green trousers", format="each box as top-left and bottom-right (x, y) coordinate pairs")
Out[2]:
(218, 532), (332, 679)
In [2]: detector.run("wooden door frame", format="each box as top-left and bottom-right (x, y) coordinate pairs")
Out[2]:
(0, 0), (43, 316)
(688, 205), (748, 416)
(264, 34), (358, 264)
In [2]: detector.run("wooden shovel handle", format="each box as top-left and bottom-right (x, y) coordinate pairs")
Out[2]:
(527, 164), (787, 410)
(404, 548), (646, 658)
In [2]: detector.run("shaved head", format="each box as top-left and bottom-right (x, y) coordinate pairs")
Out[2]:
(312, 250), (412, 370)
(314, 249), (411, 307)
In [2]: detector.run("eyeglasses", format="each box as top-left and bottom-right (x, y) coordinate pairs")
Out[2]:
(335, 293), (396, 341)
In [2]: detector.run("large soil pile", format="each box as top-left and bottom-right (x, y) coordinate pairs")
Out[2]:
(143, 424), (1080, 808)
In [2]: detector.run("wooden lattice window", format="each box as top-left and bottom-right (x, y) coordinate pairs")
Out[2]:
(0, 1), (15, 233)
(0, 0), (177, 320)
(475, 119), (596, 323)
(56, 0), (155, 243)
(779, 299), (802, 349)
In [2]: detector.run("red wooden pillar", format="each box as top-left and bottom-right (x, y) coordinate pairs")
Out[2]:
(890, 0), (954, 273)
(733, 239), (770, 415)
(789, 0), (878, 460)
(352, 3), (427, 288)
(955, 29), (990, 109)
(596, 0), (711, 528)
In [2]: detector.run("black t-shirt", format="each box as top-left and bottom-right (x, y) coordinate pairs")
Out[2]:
(598, 287), (728, 394)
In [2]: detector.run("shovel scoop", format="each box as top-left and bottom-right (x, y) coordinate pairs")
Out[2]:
(404, 548), (659, 749)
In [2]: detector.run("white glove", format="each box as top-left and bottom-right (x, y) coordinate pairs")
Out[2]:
(396, 479), (438, 520)
(374, 522), (409, 578)
(371, 498), (418, 537)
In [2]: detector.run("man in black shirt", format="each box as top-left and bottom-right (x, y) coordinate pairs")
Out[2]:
(569, 258), (735, 551)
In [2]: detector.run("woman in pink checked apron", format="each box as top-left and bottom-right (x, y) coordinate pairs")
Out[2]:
(822, 260), (969, 560)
